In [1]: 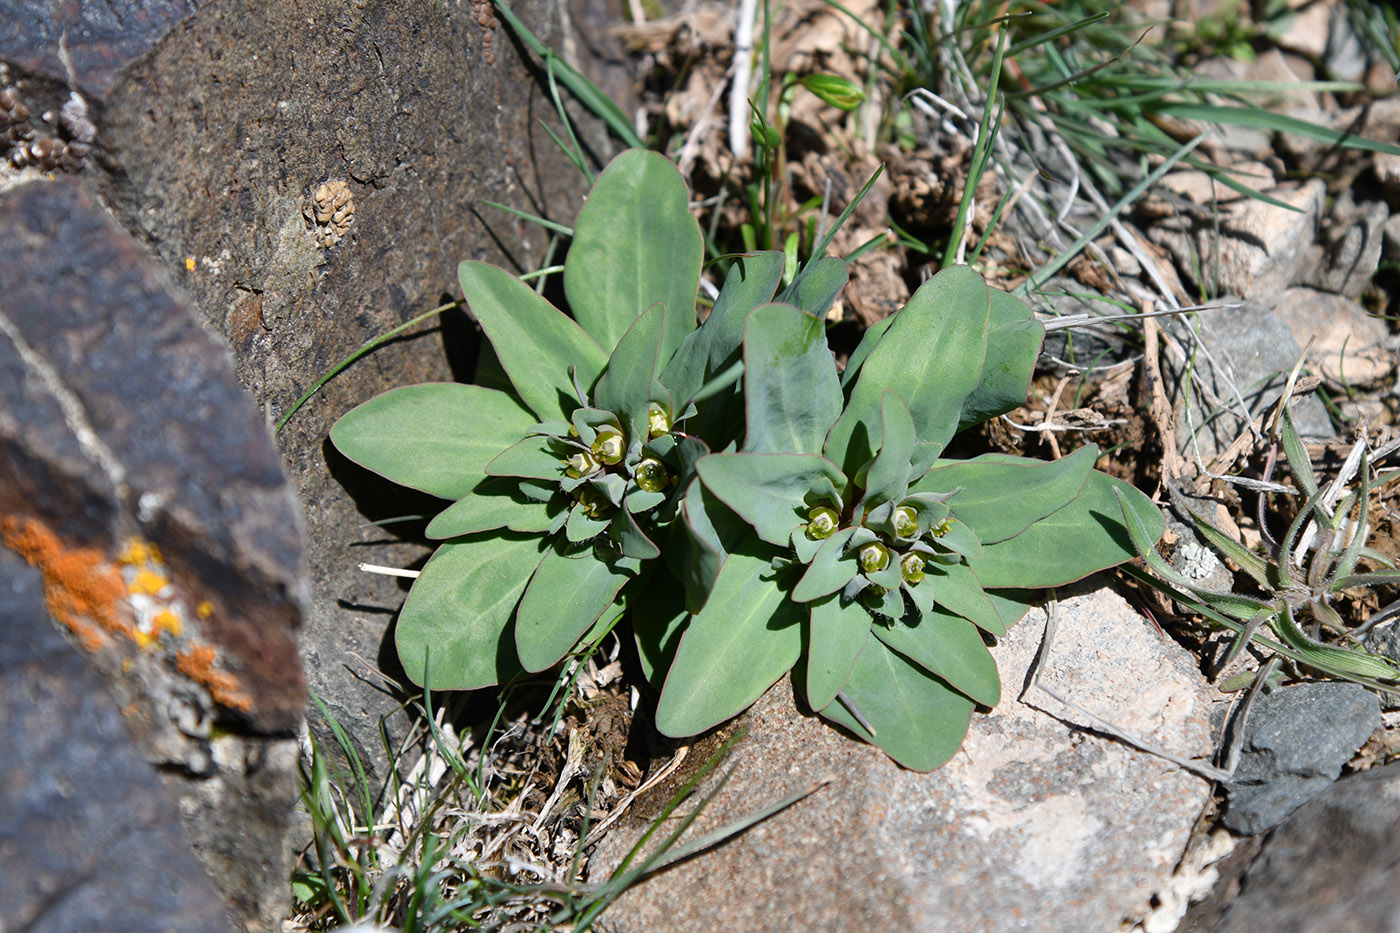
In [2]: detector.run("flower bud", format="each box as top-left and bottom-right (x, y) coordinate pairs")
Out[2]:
(929, 517), (954, 538)
(591, 428), (625, 466)
(565, 449), (600, 478)
(858, 541), (890, 574)
(861, 584), (887, 610)
(634, 457), (670, 493)
(647, 402), (670, 439)
(893, 506), (918, 539)
(799, 74), (866, 111)
(900, 552), (925, 585)
(805, 505), (840, 541)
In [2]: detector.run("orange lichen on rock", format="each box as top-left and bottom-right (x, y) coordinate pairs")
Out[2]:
(1, 515), (133, 651)
(177, 642), (252, 712)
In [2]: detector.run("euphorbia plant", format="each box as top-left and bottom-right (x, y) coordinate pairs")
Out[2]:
(329, 149), (847, 690)
(648, 266), (1165, 770)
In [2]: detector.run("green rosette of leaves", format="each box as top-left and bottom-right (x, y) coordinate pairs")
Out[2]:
(328, 150), (831, 690)
(658, 265), (1166, 771)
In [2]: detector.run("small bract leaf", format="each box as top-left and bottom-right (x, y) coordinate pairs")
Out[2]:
(873, 608), (1000, 707)
(860, 391), (918, 509)
(425, 479), (559, 538)
(974, 469), (1165, 588)
(655, 543), (803, 737)
(594, 302), (667, 439)
(926, 560), (1007, 636)
(565, 505), (610, 543)
(485, 436), (565, 482)
(804, 594), (872, 709)
(919, 446), (1096, 545)
(792, 527), (860, 601)
(515, 543), (632, 672)
(818, 637), (975, 772)
(330, 383), (536, 501)
(396, 534), (546, 689)
(565, 149), (702, 363)
(825, 266), (991, 476)
(459, 261), (608, 421)
(611, 506), (660, 561)
(662, 251), (785, 431)
(742, 304), (843, 456)
(696, 452), (845, 546)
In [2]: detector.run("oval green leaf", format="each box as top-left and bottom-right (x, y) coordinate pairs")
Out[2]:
(396, 534), (546, 689)
(973, 469), (1166, 588)
(425, 479), (558, 539)
(564, 149), (703, 363)
(655, 544), (803, 736)
(804, 594), (872, 710)
(957, 286), (1043, 430)
(594, 302), (667, 438)
(918, 446), (1097, 545)
(459, 261), (608, 421)
(515, 544), (632, 672)
(696, 452), (845, 547)
(825, 266), (990, 476)
(330, 383), (535, 500)
(742, 303), (843, 456)
(817, 636), (976, 772)
(662, 250), (785, 409)
(874, 607), (1000, 707)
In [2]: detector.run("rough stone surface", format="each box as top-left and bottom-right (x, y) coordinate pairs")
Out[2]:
(1205, 762), (1400, 932)
(1147, 172), (1325, 306)
(64, 0), (622, 782)
(1222, 682), (1381, 835)
(1305, 196), (1387, 299)
(1272, 287), (1396, 389)
(0, 175), (304, 927)
(0, 546), (235, 933)
(591, 585), (1216, 931)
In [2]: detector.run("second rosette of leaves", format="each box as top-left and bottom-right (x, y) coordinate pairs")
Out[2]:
(648, 267), (1165, 771)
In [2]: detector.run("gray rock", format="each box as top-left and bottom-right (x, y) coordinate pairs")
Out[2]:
(1323, 2), (1369, 83)
(1204, 762), (1400, 932)
(1222, 682), (1380, 835)
(0, 547), (234, 933)
(1162, 300), (1332, 460)
(591, 586), (1216, 931)
(0, 175), (304, 927)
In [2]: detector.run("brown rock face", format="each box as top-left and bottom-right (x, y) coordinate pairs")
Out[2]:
(83, 0), (616, 782)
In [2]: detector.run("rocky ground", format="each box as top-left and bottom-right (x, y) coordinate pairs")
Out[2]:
(5, 0), (1400, 929)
